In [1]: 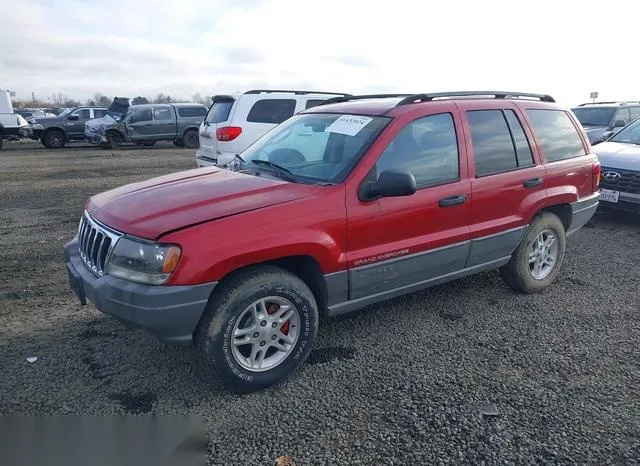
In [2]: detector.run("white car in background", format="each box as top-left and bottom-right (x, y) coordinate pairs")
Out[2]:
(195, 89), (350, 168)
(593, 117), (640, 214)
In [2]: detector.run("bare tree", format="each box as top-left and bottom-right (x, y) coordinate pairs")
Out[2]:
(132, 96), (149, 105)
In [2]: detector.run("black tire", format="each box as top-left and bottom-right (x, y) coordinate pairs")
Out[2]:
(173, 139), (185, 147)
(195, 265), (319, 392)
(500, 211), (566, 294)
(183, 129), (199, 149)
(42, 129), (66, 149)
(103, 131), (122, 149)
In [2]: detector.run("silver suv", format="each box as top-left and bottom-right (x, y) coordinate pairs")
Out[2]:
(571, 101), (640, 145)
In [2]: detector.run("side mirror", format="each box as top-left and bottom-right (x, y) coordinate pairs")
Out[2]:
(360, 169), (417, 201)
(601, 130), (615, 141)
(613, 119), (627, 128)
(68, 114), (80, 121)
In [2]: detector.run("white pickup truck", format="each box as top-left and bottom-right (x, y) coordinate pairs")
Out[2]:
(0, 89), (31, 150)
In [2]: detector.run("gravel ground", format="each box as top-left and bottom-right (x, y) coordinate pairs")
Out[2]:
(1, 140), (639, 465)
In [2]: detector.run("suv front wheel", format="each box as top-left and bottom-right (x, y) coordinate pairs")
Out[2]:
(196, 265), (319, 392)
(500, 211), (567, 293)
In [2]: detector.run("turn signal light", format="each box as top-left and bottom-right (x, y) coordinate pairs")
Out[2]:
(216, 126), (242, 141)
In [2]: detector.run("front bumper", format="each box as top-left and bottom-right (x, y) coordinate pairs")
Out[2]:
(63, 237), (218, 345)
(18, 125), (32, 138)
(599, 191), (640, 214)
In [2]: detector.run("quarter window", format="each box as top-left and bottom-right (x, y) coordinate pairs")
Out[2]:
(305, 99), (326, 109)
(525, 109), (586, 162)
(375, 113), (460, 188)
(247, 99), (296, 124)
(467, 109), (534, 177)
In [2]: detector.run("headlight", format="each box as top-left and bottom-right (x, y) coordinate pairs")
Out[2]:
(105, 237), (181, 285)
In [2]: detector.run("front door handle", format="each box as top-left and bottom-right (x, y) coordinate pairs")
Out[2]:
(439, 194), (467, 207)
(523, 177), (543, 188)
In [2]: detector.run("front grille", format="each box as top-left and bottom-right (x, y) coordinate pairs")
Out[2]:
(77, 212), (121, 276)
(600, 167), (640, 194)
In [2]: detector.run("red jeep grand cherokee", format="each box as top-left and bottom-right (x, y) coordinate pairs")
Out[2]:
(64, 91), (601, 392)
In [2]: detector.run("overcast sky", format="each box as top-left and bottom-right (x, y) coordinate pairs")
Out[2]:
(2, 0), (637, 107)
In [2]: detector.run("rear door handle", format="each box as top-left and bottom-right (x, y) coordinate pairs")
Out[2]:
(439, 194), (467, 207)
(523, 177), (543, 188)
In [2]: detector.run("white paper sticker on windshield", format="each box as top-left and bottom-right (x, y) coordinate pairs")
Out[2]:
(326, 115), (373, 136)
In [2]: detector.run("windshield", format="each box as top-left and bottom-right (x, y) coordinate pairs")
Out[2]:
(205, 99), (234, 124)
(571, 107), (615, 127)
(57, 108), (73, 117)
(238, 112), (390, 184)
(610, 118), (640, 144)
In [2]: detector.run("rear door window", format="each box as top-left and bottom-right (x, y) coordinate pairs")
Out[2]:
(246, 99), (296, 124)
(525, 109), (586, 162)
(629, 106), (640, 121)
(467, 109), (529, 176)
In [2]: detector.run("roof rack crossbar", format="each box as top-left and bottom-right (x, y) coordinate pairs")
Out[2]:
(316, 93), (415, 106)
(577, 101), (640, 106)
(396, 91), (556, 105)
(244, 89), (352, 96)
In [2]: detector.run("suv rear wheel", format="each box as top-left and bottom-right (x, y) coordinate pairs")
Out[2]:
(500, 211), (566, 293)
(196, 265), (318, 392)
(42, 129), (66, 149)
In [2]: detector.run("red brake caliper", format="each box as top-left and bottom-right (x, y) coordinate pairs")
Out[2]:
(266, 302), (289, 335)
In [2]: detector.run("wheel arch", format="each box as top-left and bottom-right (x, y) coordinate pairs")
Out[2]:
(182, 126), (199, 138)
(206, 254), (329, 316)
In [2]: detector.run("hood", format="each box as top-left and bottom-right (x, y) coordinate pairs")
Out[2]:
(594, 141), (640, 171)
(86, 167), (322, 239)
(85, 114), (118, 136)
(107, 97), (130, 118)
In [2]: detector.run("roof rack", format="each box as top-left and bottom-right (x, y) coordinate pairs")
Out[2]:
(576, 101), (640, 106)
(396, 91), (555, 105)
(244, 89), (352, 96)
(317, 93), (415, 106)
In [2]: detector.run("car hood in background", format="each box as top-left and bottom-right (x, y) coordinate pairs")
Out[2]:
(85, 167), (323, 239)
(594, 141), (640, 171)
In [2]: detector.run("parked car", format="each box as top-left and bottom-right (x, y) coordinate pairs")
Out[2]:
(592, 116), (640, 213)
(0, 90), (32, 150)
(64, 91), (601, 392)
(14, 108), (57, 121)
(85, 101), (207, 149)
(29, 106), (109, 148)
(195, 89), (351, 168)
(571, 101), (640, 145)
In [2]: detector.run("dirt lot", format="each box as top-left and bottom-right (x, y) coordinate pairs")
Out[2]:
(1, 140), (640, 465)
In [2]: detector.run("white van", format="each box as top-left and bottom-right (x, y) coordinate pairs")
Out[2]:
(195, 89), (350, 168)
(0, 89), (31, 150)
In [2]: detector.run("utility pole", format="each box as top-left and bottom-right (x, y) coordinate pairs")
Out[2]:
(32, 92), (35, 102)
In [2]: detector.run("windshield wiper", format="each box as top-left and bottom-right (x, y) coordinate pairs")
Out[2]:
(249, 159), (297, 182)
